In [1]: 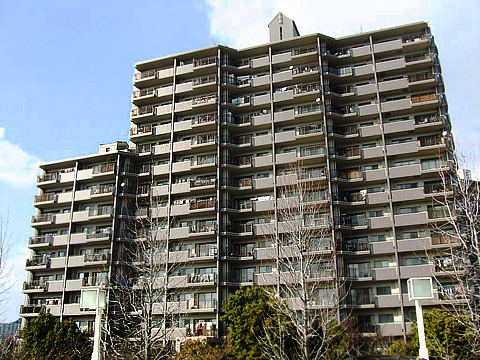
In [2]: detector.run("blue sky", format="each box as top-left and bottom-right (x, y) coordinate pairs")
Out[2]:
(0, 0), (478, 322)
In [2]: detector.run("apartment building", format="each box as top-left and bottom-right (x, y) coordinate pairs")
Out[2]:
(22, 14), (458, 341)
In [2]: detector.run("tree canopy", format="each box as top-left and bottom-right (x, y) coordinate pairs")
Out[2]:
(388, 309), (475, 359)
(21, 310), (92, 360)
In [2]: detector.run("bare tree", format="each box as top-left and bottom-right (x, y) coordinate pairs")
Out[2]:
(427, 148), (480, 357)
(256, 164), (350, 360)
(105, 173), (188, 360)
(0, 216), (13, 320)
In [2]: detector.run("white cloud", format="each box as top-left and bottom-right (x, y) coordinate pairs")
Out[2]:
(0, 128), (41, 186)
(205, 0), (438, 49)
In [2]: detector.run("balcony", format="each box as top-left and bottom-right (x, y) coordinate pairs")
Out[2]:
(189, 198), (216, 211)
(34, 193), (56, 204)
(26, 255), (49, 269)
(130, 124), (153, 137)
(37, 173), (58, 184)
(194, 56), (217, 68)
(336, 146), (360, 159)
(31, 214), (55, 225)
(92, 163), (115, 175)
(192, 94), (217, 107)
(84, 252), (110, 264)
(346, 292), (374, 307)
(23, 280), (47, 292)
(346, 266), (372, 279)
(223, 223), (253, 235)
(411, 92), (438, 105)
(342, 239), (369, 253)
(339, 214), (367, 228)
(332, 169), (363, 181)
(28, 235), (53, 247)
(418, 135), (445, 148)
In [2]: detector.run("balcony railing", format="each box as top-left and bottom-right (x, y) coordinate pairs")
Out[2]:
(84, 253), (110, 262)
(405, 53), (434, 63)
(347, 293), (373, 305)
(224, 223), (253, 233)
(29, 235), (53, 246)
(20, 305), (46, 314)
(190, 178), (216, 188)
(37, 173), (58, 183)
(193, 57), (217, 67)
(130, 124), (153, 136)
(190, 199), (217, 211)
(297, 124), (323, 136)
(292, 45), (317, 56)
(431, 234), (459, 245)
(192, 75), (216, 86)
(347, 266), (371, 278)
(187, 273), (216, 283)
(295, 103), (321, 115)
(34, 194), (56, 203)
(343, 239), (369, 252)
(92, 163), (115, 174)
(192, 94), (217, 106)
(300, 146), (325, 157)
(134, 69), (156, 80)
(418, 136), (444, 147)
(26, 255), (50, 267)
(402, 34), (431, 43)
(131, 105), (155, 117)
(293, 82), (320, 95)
(23, 280), (47, 291)
(88, 208), (112, 217)
(132, 87), (155, 98)
(411, 93), (437, 104)
(192, 113), (217, 125)
(292, 64), (319, 75)
(31, 214), (55, 224)
(337, 146), (360, 157)
(408, 72), (433, 83)
(222, 199), (252, 211)
(340, 214), (367, 227)
(414, 113), (441, 125)
(332, 169), (363, 180)
(330, 105), (356, 115)
(86, 229), (112, 240)
(91, 184), (114, 195)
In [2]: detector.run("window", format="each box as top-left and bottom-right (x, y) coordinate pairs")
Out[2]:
(257, 173), (270, 178)
(398, 231), (425, 239)
(374, 260), (389, 268)
(362, 143), (377, 148)
(394, 159), (416, 167)
(405, 257), (428, 266)
(392, 183), (417, 190)
(364, 164), (379, 171)
(367, 187), (382, 193)
(369, 210), (384, 218)
(377, 286), (392, 295)
(371, 234), (386, 242)
(398, 206), (421, 214)
(378, 314), (394, 323)
(390, 137), (412, 144)
(259, 266), (272, 273)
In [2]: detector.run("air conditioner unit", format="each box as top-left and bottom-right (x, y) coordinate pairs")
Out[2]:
(209, 248), (218, 257)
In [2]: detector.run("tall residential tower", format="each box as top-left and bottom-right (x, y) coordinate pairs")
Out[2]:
(22, 14), (457, 341)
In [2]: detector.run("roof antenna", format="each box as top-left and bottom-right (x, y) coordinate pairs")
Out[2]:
(211, 38), (217, 45)
(360, 25), (363, 33)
